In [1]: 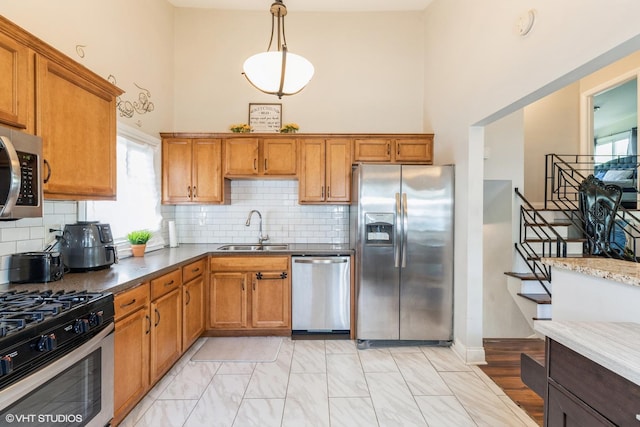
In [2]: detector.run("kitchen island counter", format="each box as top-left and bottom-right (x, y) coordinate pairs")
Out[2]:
(1, 243), (353, 295)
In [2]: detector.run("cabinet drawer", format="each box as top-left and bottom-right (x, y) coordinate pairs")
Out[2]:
(114, 283), (149, 321)
(548, 339), (640, 426)
(151, 269), (182, 300)
(210, 256), (289, 272)
(183, 258), (206, 283)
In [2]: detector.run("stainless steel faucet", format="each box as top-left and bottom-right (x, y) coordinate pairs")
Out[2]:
(245, 210), (269, 244)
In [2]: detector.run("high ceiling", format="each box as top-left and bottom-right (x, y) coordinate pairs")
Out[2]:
(166, 0), (433, 12)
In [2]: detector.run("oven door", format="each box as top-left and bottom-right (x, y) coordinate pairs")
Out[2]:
(0, 323), (114, 427)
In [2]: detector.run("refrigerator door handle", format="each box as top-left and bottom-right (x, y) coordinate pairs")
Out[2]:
(395, 192), (401, 268)
(402, 192), (408, 268)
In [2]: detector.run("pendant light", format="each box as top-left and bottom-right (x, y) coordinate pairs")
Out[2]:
(242, 0), (314, 99)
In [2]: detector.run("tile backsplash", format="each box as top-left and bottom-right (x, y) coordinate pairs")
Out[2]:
(163, 180), (350, 245)
(0, 181), (350, 283)
(0, 201), (78, 283)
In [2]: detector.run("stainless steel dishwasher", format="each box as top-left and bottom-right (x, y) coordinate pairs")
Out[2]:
(292, 256), (351, 335)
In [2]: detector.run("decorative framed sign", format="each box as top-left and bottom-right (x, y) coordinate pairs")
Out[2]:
(248, 103), (282, 133)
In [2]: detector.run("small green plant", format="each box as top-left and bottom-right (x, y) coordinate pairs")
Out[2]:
(127, 230), (152, 245)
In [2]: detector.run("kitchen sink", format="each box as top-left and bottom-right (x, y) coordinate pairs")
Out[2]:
(217, 244), (289, 251)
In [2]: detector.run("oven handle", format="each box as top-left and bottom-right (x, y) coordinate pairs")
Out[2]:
(0, 322), (114, 411)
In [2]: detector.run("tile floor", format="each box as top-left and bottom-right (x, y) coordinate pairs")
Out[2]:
(119, 337), (539, 427)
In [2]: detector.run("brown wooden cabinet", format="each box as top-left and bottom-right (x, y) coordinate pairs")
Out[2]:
(224, 137), (296, 177)
(209, 256), (290, 334)
(182, 258), (206, 350)
(162, 138), (227, 204)
(299, 138), (351, 204)
(0, 16), (122, 200)
(36, 55), (120, 200)
(113, 283), (150, 426)
(353, 136), (433, 164)
(545, 339), (640, 427)
(0, 30), (30, 131)
(149, 269), (182, 383)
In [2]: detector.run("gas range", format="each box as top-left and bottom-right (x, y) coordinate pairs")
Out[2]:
(0, 290), (114, 390)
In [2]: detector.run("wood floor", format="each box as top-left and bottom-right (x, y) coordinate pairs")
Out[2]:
(479, 338), (546, 426)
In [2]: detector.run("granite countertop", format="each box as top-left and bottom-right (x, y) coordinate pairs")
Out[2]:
(1, 243), (353, 295)
(541, 256), (640, 288)
(535, 320), (640, 386)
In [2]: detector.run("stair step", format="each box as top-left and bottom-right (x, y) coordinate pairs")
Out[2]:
(524, 237), (586, 243)
(533, 317), (552, 321)
(517, 293), (552, 304)
(524, 221), (572, 227)
(505, 272), (549, 281)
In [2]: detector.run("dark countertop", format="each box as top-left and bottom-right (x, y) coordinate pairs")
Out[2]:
(0, 243), (353, 295)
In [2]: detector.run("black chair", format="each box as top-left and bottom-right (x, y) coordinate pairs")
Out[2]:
(579, 174), (623, 256)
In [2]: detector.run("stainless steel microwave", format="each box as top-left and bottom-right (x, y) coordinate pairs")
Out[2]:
(0, 126), (43, 220)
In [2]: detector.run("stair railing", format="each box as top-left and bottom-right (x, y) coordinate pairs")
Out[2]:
(514, 188), (560, 296)
(545, 154), (640, 261)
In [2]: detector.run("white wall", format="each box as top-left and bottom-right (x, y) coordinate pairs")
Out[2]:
(1, 0), (175, 136)
(423, 0), (640, 363)
(524, 83), (581, 205)
(482, 110), (533, 337)
(172, 9), (425, 133)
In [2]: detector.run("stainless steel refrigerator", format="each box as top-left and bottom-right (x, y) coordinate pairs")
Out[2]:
(350, 164), (454, 346)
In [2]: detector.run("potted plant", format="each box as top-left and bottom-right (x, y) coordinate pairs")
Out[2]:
(127, 230), (152, 257)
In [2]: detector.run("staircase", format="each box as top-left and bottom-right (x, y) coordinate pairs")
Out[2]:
(505, 154), (640, 330)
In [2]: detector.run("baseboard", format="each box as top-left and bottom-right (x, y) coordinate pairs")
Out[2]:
(452, 338), (486, 365)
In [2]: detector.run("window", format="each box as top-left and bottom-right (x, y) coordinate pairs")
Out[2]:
(84, 124), (164, 254)
(594, 130), (632, 165)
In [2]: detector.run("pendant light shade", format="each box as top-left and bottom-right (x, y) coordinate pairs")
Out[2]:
(242, 1), (314, 99)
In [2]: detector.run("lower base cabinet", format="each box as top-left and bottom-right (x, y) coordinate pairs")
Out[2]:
(209, 256), (290, 333)
(113, 283), (150, 426)
(113, 259), (207, 426)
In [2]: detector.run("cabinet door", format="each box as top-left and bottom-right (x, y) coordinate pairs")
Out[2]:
(183, 275), (205, 350)
(162, 138), (193, 203)
(0, 32), (29, 130)
(298, 139), (326, 203)
(36, 56), (117, 200)
(209, 272), (248, 329)
(251, 271), (290, 328)
(547, 382), (614, 427)
(150, 288), (182, 383)
(225, 138), (259, 176)
(193, 138), (224, 203)
(353, 139), (392, 162)
(326, 139), (351, 203)
(262, 138), (297, 175)
(394, 138), (433, 163)
(114, 306), (150, 425)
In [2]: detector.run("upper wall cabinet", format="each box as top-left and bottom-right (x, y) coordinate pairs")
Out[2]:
(353, 136), (433, 164)
(162, 138), (228, 204)
(224, 137), (296, 177)
(0, 16), (123, 200)
(0, 31), (30, 131)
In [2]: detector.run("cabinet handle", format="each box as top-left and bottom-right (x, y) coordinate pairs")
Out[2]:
(253, 279), (256, 291)
(164, 280), (175, 287)
(397, 145), (400, 155)
(154, 308), (160, 326)
(187, 186), (191, 198)
(145, 315), (151, 334)
(253, 158), (257, 171)
(185, 290), (191, 305)
(321, 186), (324, 198)
(192, 267), (200, 273)
(387, 143), (390, 155)
(43, 159), (52, 184)
(193, 186), (197, 198)
(264, 159), (268, 170)
(242, 281), (245, 291)
(327, 186), (330, 198)
(120, 298), (136, 308)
